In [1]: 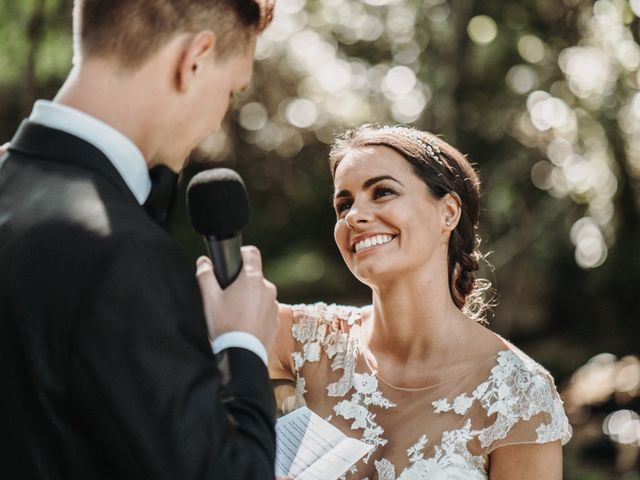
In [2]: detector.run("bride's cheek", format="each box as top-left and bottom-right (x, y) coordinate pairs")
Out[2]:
(334, 222), (347, 250)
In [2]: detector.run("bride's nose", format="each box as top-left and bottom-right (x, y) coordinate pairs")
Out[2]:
(344, 200), (373, 229)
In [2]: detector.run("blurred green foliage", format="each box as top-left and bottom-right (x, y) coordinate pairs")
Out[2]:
(1, 0), (638, 476)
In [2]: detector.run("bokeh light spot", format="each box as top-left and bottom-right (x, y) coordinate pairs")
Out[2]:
(279, 0), (306, 14)
(382, 66), (417, 97)
(617, 41), (640, 70)
(285, 98), (318, 128)
(467, 15), (498, 45)
(391, 90), (427, 123)
(239, 102), (268, 131)
(571, 217), (607, 269)
(616, 363), (640, 393)
(603, 410), (640, 445)
(506, 65), (538, 94)
(318, 60), (351, 93)
(517, 35), (545, 63)
(529, 95), (571, 131)
(559, 47), (611, 99)
(547, 138), (573, 166)
(530, 160), (553, 190)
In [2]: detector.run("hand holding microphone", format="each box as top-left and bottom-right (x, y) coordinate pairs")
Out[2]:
(188, 168), (279, 350)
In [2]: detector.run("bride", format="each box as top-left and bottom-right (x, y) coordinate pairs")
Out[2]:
(269, 125), (571, 479)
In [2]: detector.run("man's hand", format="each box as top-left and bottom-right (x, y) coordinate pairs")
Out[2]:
(196, 246), (279, 351)
(0, 143), (9, 156)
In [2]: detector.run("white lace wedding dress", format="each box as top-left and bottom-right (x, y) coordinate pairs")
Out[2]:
(270, 303), (572, 480)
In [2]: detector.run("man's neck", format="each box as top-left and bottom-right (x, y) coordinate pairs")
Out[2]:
(54, 60), (165, 167)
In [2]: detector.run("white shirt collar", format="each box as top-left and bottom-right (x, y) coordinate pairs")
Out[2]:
(29, 100), (152, 204)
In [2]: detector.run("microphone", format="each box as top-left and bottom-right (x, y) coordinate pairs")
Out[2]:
(187, 168), (249, 289)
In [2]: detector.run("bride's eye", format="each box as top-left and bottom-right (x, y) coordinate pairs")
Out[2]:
(373, 186), (396, 199)
(335, 199), (353, 216)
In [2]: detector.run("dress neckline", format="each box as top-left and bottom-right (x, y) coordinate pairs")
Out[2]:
(351, 305), (509, 391)
(360, 347), (504, 392)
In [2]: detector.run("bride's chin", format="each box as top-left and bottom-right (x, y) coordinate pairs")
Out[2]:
(352, 266), (399, 287)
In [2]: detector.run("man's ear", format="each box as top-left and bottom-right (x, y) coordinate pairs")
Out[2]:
(441, 192), (462, 231)
(176, 31), (216, 92)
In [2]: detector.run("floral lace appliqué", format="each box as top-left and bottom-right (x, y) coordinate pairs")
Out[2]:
(431, 350), (571, 449)
(406, 434), (429, 463)
(334, 372), (396, 459)
(473, 350), (571, 448)
(291, 304), (395, 462)
(291, 303), (356, 397)
(375, 458), (396, 480)
(431, 393), (474, 415)
(396, 420), (485, 480)
(289, 304), (571, 479)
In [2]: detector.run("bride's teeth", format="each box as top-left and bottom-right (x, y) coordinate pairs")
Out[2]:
(354, 235), (394, 252)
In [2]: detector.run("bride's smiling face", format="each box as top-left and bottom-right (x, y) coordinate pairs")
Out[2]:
(333, 145), (452, 286)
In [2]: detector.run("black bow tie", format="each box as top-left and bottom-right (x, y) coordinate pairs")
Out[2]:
(143, 165), (178, 228)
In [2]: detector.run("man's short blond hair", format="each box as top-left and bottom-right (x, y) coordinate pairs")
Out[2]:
(73, 0), (275, 67)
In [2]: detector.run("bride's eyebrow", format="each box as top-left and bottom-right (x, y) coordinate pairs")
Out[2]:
(333, 175), (404, 201)
(333, 189), (351, 200)
(363, 175), (403, 189)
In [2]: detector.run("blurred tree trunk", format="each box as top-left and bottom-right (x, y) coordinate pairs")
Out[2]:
(23, 0), (47, 112)
(428, 0), (474, 142)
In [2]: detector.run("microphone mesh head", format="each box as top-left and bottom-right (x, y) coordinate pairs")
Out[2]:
(187, 168), (249, 237)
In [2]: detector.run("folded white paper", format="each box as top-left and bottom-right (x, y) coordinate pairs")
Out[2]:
(275, 407), (373, 480)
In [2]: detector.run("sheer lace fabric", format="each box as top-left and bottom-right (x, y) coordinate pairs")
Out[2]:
(271, 303), (572, 480)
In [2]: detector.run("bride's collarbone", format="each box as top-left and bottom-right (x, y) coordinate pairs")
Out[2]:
(365, 341), (504, 390)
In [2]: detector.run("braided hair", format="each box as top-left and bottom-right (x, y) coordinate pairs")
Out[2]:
(329, 124), (493, 322)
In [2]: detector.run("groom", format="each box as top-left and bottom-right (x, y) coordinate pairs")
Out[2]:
(0, 1), (280, 479)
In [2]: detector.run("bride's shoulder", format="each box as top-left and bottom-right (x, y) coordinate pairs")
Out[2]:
(493, 340), (554, 377)
(473, 341), (573, 448)
(289, 302), (365, 327)
(476, 339), (566, 420)
(277, 303), (365, 364)
(469, 334), (555, 392)
(461, 331), (564, 408)
(467, 325), (551, 375)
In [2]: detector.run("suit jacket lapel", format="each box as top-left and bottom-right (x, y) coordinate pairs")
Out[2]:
(9, 120), (138, 204)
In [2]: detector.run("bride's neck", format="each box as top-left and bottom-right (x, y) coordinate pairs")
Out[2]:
(366, 271), (466, 363)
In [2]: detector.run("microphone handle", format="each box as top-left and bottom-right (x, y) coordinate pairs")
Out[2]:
(204, 235), (243, 289)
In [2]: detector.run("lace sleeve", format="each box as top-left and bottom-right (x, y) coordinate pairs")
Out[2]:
(269, 302), (348, 379)
(268, 304), (297, 381)
(476, 350), (572, 453)
(288, 302), (359, 369)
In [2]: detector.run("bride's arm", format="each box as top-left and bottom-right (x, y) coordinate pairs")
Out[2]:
(268, 304), (297, 414)
(489, 441), (562, 479)
(0, 143), (9, 155)
(268, 303), (296, 380)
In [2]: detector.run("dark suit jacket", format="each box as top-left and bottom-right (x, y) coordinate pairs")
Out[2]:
(0, 121), (276, 479)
